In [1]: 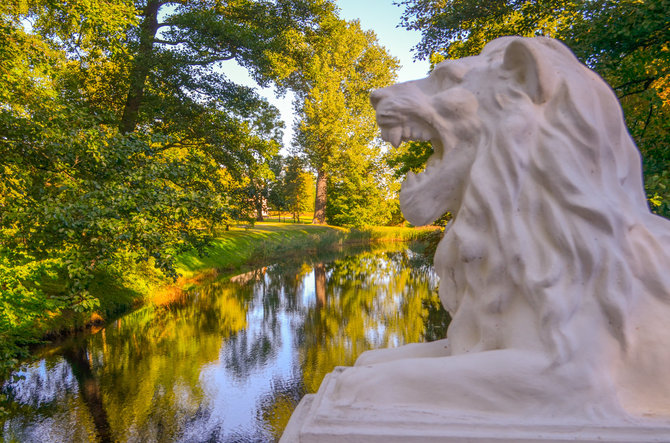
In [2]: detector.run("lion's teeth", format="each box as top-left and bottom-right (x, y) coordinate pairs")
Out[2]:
(389, 127), (402, 148)
(402, 126), (411, 142)
(431, 139), (445, 159)
(380, 128), (389, 142)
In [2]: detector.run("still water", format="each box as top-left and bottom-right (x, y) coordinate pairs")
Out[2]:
(2, 244), (449, 442)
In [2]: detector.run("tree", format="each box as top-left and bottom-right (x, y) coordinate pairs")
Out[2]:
(267, 156), (288, 220)
(114, 0), (336, 132)
(283, 156), (315, 222)
(292, 17), (399, 224)
(385, 141), (434, 180)
(325, 146), (400, 227)
(0, 0), (336, 372)
(397, 0), (670, 216)
(0, 0), (334, 281)
(397, 0), (580, 60)
(105, 0), (334, 226)
(1, 0), (285, 283)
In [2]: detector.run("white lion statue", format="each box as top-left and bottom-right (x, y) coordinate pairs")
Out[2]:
(335, 36), (670, 421)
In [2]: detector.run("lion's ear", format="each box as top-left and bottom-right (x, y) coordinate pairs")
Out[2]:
(502, 39), (556, 104)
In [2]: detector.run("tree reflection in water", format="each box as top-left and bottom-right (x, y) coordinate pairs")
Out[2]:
(61, 346), (113, 442)
(1, 244), (449, 442)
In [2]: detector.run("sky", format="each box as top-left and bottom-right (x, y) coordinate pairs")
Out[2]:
(221, 1), (429, 150)
(335, 0), (429, 83)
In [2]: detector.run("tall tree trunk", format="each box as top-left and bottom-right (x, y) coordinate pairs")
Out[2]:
(314, 262), (326, 308)
(119, 0), (161, 134)
(312, 169), (327, 224)
(254, 181), (265, 221)
(255, 195), (264, 222)
(63, 346), (113, 442)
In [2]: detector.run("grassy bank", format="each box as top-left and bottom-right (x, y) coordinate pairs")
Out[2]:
(157, 223), (437, 303)
(175, 223), (436, 280)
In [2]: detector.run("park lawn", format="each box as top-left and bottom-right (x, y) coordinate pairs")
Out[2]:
(175, 223), (344, 279)
(262, 212), (314, 223)
(174, 222), (437, 280)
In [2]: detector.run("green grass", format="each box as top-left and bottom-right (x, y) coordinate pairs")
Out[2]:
(175, 223), (338, 277)
(175, 223), (437, 279)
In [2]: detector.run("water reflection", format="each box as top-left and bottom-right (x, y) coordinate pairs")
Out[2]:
(2, 245), (449, 442)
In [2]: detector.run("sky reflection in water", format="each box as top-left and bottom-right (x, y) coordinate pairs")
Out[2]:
(2, 245), (449, 442)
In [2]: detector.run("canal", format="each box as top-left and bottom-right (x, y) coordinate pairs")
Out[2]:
(2, 244), (449, 442)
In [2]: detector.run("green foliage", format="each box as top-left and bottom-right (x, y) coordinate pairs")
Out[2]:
(385, 141), (434, 179)
(384, 141), (451, 226)
(292, 17), (400, 224)
(326, 153), (399, 227)
(265, 156), (315, 222)
(397, 0), (579, 60)
(0, 0), (339, 375)
(563, 0), (670, 217)
(0, 254), (65, 328)
(282, 157), (315, 221)
(0, 252), (65, 378)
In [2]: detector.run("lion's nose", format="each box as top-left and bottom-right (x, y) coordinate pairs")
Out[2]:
(370, 88), (386, 108)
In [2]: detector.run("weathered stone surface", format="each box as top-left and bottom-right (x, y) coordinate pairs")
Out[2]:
(282, 367), (670, 442)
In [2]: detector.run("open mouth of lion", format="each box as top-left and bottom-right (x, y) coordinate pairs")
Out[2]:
(380, 123), (447, 193)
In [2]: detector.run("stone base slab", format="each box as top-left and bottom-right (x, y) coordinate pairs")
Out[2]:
(280, 367), (670, 443)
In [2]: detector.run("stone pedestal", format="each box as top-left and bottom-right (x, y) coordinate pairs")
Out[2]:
(281, 367), (670, 443)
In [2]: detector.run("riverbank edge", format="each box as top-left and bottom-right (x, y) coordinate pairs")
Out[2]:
(1, 223), (440, 380)
(154, 223), (441, 305)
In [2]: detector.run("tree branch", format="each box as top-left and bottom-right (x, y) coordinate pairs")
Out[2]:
(152, 133), (198, 152)
(153, 38), (187, 45)
(189, 55), (236, 65)
(640, 102), (655, 139)
(142, 1), (172, 15)
(613, 76), (655, 92)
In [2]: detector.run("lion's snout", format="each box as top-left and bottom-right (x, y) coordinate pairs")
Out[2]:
(370, 88), (386, 108)
(371, 81), (424, 110)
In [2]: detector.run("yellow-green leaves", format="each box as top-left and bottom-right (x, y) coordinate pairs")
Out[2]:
(294, 18), (400, 226)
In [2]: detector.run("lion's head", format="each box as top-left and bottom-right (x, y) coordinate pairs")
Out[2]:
(371, 37), (649, 227)
(372, 37), (670, 415)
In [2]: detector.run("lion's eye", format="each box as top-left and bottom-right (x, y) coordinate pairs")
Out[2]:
(432, 63), (468, 87)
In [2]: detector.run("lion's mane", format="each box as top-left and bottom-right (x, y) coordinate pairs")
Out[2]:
(435, 38), (670, 373)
